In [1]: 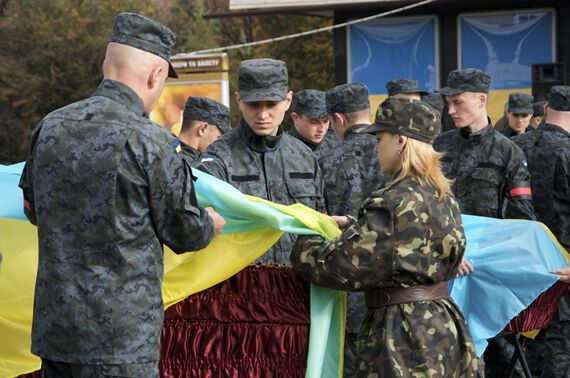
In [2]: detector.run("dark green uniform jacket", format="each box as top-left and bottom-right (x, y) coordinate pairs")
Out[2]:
(197, 119), (325, 264)
(292, 176), (477, 377)
(434, 124), (535, 220)
(319, 124), (385, 217)
(287, 125), (339, 160)
(19, 79), (214, 364)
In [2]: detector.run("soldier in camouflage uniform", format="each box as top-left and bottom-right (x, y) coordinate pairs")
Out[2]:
(500, 93), (534, 138)
(435, 69), (535, 376)
(386, 78), (426, 100)
(18, 13), (224, 377)
(318, 83), (385, 377)
(288, 89), (339, 160)
(178, 96), (231, 166)
(197, 59), (325, 264)
(512, 86), (570, 377)
(292, 98), (478, 377)
(434, 69), (534, 221)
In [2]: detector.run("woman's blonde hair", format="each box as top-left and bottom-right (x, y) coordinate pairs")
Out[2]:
(394, 137), (453, 199)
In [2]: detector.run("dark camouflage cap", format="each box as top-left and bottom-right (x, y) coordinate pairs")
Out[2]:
(183, 96), (231, 134)
(110, 12), (178, 78)
(238, 59), (288, 102)
(386, 78), (427, 96)
(291, 89), (327, 119)
(548, 85), (570, 111)
(439, 68), (491, 96)
(532, 101), (547, 117)
(326, 83), (370, 114)
(421, 92), (444, 115)
(364, 98), (440, 144)
(508, 93), (533, 114)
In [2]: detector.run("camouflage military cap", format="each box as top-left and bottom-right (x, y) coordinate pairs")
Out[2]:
(364, 98), (440, 144)
(439, 68), (491, 96)
(183, 96), (231, 134)
(507, 93), (533, 114)
(548, 85), (570, 111)
(291, 89), (327, 119)
(421, 92), (444, 114)
(386, 78), (427, 96)
(110, 12), (178, 78)
(326, 83), (370, 114)
(532, 101), (547, 117)
(238, 59), (288, 102)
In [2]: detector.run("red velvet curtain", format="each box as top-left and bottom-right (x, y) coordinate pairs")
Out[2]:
(503, 281), (569, 333)
(159, 265), (310, 378)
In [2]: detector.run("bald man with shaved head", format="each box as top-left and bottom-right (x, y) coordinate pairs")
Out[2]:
(19, 12), (224, 377)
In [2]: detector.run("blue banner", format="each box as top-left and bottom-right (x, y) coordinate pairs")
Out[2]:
(460, 10), (554, 90)
(349, 17), (437, 94)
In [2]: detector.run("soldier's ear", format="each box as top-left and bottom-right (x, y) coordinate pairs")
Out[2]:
(291, 112), (299, 123)
(397, 134), (408, 150)
(148, 65), (164, 90)
(284, 91), (293, 111)
(234, 91), (241, 106)
(197, 122), (209, 136)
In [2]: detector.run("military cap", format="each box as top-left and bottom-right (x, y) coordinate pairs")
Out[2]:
(110, 12), (178, 78)
(421, 92), (444, 115)
(548, 85), (570, 111)
(532, 101), (547, 117)
(386, 78), (427, 96)
(238, 59), (288, 102)
(326, 83), (370, 114)
(183, 96), (231, 134)
(364, 98), (440, 144)
(291, 89), (327, 119)
(439, 68), (491, 96)
(507, 93), (533, 114)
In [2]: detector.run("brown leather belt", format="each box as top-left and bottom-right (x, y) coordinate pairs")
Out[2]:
(365, 281), (449, 308)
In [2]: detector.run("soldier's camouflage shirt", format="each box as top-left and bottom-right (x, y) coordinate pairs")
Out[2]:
(19, 79), (214, 364)
(287, 126), (339, 160)
(291, 175), (477, 377)
(434, 124), (535, 220)
(180, 141), (202, 167)
(197, 119), (325, 264)
(319, 124), (385, 217)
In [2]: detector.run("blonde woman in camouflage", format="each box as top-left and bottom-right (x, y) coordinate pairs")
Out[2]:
(291, 98), (478, 377)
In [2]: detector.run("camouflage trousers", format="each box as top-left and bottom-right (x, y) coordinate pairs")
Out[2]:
(40, 359), (159, 378)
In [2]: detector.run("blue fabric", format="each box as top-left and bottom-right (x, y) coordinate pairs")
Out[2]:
(0, 163), (26, 219)
(450, 215), (568, 356)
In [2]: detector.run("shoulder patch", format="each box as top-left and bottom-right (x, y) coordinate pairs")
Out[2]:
(172, 139), (181, 154)
(200, 154), (216, 163)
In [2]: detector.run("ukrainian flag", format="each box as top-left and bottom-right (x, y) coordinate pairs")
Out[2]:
(1, 163), (569, 377)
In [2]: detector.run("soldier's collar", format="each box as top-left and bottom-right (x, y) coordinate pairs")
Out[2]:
(288, 126), (319, 150)
(238, 119), (283, 152)
(542, 123), (570, 138)
(92, 79), (145, 116)
(459, 123), (493, 142)
(180, 142), (201, 159)
(343, 123), (370, 139)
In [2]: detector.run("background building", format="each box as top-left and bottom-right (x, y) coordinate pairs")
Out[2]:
(226, 0), (569, 122)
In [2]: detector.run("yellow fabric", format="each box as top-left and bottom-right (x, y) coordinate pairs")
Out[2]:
(0, 199), (340, 377)
(162, 228), (283, 309)
(0, 219), (42, 376)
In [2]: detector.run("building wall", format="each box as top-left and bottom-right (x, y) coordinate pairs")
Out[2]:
(334, 3), (569, 123)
